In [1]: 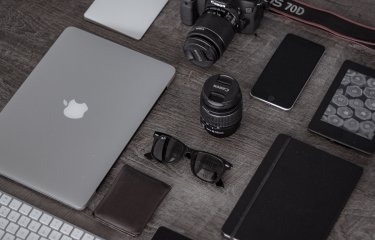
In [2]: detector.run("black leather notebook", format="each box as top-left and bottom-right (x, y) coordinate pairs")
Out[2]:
(222, 134), (363, 240)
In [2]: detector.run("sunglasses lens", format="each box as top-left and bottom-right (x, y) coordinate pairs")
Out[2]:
(152, 135), (185, 163)
(193, 152), (225, 183)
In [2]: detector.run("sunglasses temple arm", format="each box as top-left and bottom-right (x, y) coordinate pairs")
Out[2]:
(144, 152), (153, 160)
(216, 179), (225, 188)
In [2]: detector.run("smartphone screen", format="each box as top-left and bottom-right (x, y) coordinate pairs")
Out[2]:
(250, 34), (325, 110)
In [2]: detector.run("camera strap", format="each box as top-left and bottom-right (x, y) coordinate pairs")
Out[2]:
(267, 0), (375, 50)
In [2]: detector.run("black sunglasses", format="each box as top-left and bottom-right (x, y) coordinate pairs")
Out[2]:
(144, 132), (233, 187)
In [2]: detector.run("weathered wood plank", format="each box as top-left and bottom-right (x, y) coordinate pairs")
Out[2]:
(0, 0), (374, 239)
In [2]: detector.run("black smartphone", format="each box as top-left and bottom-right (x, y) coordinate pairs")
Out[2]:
(250, 34), (325, 110)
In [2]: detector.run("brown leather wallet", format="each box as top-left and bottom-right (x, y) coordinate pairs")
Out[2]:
(94, 165), (171, 236)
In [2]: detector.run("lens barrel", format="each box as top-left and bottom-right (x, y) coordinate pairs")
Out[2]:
(184, 12), (236, 67)
(200, 74), (242, 137)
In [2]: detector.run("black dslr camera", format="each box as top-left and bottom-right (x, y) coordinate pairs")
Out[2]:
(180, 0), (268, 67)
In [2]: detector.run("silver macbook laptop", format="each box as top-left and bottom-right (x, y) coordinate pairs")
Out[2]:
(0, 27), (175, 210)
(84, 0), (168, 40)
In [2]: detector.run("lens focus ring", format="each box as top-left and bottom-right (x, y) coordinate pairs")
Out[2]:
(200, 103), (242, 128)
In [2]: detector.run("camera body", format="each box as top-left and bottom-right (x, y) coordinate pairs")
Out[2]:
(181, 0), (266, 34)
(180, 0), (267, 67)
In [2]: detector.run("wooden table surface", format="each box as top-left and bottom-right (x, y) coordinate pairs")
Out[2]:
(0, 0), (374, 239)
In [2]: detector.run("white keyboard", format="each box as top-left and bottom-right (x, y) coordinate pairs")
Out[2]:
(0, 190), (103, 240)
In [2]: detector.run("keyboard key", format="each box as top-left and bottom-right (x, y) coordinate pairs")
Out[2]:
(0, 194), (12, 206)
(3, 232), (15, 240)
(48, 230), (62, 240)
(40, 214), (52, 225)
(50, 218), (63, 230)
(60, 224), (73, 235)
(16, 227), (29, 239)
(28, 220), (41, 232)
(0, 218), (10, 229)
(38, 225), (51, 237)
(9, 200), (22, 211)
(82, 233), (95, 240)
(6, 222), (19, 234)
(8, 211), (21, 222)
(70, 228), (84, 240)
(19, 204), (32, 216)
(0, 206), (11, 217)
(26, 232), (39, 240)
(29, 209), (42, 220)
(18, 216), (31, 228)
(61, 236), (72, 240)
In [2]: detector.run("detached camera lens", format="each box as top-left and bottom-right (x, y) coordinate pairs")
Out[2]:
(200, 74), (242, 137)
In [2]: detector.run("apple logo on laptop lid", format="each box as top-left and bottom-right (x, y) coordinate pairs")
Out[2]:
(63, 99), (88, 119)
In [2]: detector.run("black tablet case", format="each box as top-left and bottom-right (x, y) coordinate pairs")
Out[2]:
(222, 134), (363, 240)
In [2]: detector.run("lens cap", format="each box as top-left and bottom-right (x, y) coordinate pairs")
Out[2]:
(201, 75), (242, 111)
(184, 37), (219, 68)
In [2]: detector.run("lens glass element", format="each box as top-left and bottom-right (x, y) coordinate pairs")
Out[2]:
(193, 152), (225, 182)
(152, 135), (185, 163)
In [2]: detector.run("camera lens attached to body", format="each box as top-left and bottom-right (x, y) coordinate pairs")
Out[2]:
(184, 8), (238, 67)
(181, 0), (267, 67)
(200, 74), (243, 137)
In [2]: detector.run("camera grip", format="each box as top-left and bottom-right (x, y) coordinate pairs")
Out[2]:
(180, 0), (198, 26)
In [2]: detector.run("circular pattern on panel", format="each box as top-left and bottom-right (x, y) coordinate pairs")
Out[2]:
(321, 69), (375, 140)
